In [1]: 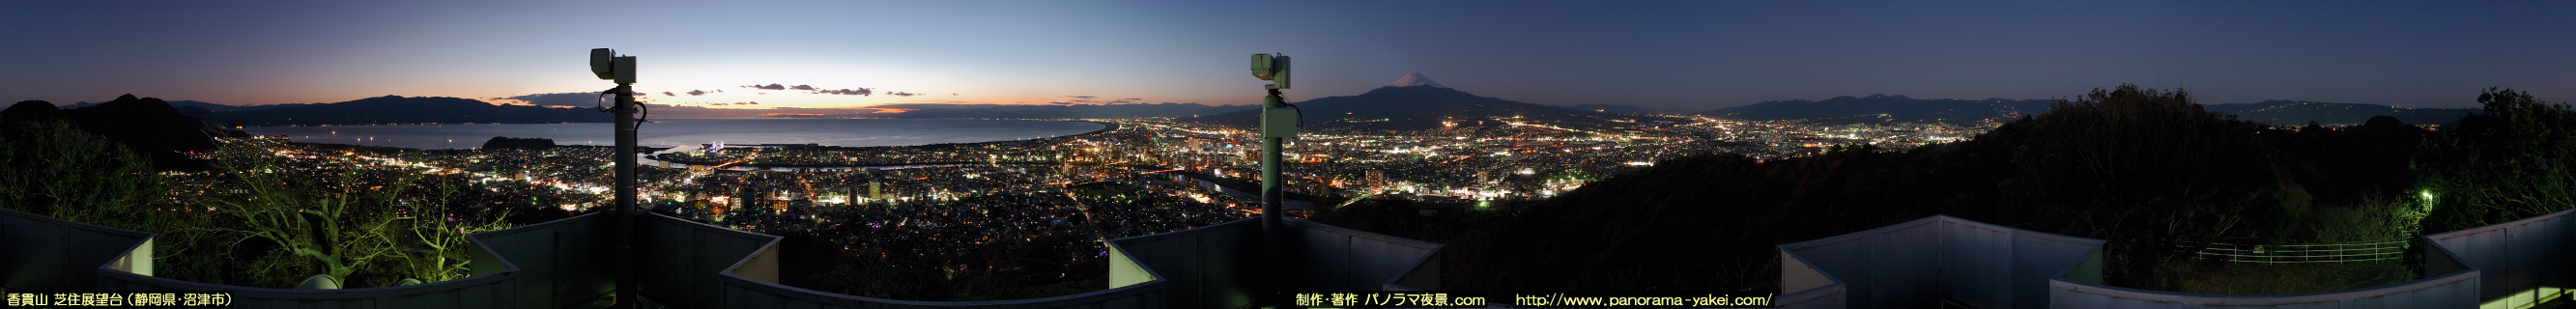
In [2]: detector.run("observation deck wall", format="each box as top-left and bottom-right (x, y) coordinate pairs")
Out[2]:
(1773, 215), (2106, 309)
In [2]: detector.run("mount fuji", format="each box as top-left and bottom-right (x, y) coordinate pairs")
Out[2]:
(1188, 72), (1644, 131)
(1391, 71), (1446, 89)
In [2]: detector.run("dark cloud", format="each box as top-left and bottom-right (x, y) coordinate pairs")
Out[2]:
(710, 102), (730, 105)
(661, 92), (676, 97)
(732, 83), (930, 97)
(687, 90), (708, 96)
(730, 82), (925, 97)
(500, 92), (605, 107)
(742, 101), (759, 105)
(1123, 98), (1142, 100)
(1067, 96), (1098, 99)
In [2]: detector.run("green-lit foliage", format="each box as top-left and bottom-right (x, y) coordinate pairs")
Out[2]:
(391, 178), (513, 283)
(2418, 88), (2576, 234)
(190, 147), (413, 286)
(174, 140), (513, 288)
(0, 120), (162, 230)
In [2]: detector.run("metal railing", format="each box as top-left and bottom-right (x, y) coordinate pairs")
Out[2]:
(2180, 240), (2408, 264)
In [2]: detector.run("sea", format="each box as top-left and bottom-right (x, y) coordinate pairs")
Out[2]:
(240, 118), (1108, 150)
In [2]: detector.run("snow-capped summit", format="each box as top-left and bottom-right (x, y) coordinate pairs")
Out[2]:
(1391, 71), (1447, 89)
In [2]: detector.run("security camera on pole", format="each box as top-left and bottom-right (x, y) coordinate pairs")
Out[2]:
(1250, 53), (1298, 307)
(589, 48), (642, 308)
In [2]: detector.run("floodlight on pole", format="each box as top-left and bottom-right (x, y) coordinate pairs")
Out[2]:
(590, 47), (641, 308)
(1250, 52), (1299, 308)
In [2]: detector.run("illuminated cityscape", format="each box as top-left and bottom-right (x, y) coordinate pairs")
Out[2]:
(8, 1), (2576, 308)
(161, 112), (2009, 284)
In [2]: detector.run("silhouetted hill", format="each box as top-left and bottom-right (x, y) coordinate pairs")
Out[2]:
(2204, 99), (2478, 126)
(1186, 85), (1645, 131)
(4, 100), (68, 122)
(1698, 94), (2055, 126)
(481, 136), (558, 150)
(207, 96), (603, 126)
(4, 95), (233, 170)
(62, 99), (310, 113)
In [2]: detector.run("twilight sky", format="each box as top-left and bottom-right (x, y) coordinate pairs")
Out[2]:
(4, 1), (2569, 110)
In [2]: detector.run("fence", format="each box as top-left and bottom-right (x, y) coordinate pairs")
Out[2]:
(1774, 215), (2106, 309)
(1108, 218), (1262, 308)
(66, 209), (559, 309)
(2180, 240), (2408, 264)
(2047, 271), (2478, 308)
(16, 208), (1441, 309)
(2, 208), (155, 291)
(1772, 213), (2513, 309)
(633, 212), (777, 309)
(2046, 213), (2492, 308)
(2422, 208), (2576, 309)
(467, 212), (613, 309)
(1286, 219), (1445, 292)
(98, 268), (524, 308)
(710, 217), (1243, 308)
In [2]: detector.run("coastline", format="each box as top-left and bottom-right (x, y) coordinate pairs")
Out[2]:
(715, 119), (1116, 152)
(644, 119), (1117, 168)
(248, 118), (1116, 152)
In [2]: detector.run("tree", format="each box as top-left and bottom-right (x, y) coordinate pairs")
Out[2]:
(0, 120), (164, 229)
(2419, 88), (2576, 233)
(389, 175), (513, 283)
(192, 154), (413, 285)
(186, 138), (507, 287)
(2005, 85), (2276, 243)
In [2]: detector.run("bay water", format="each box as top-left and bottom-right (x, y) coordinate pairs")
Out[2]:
(241, 118), (1107, 150)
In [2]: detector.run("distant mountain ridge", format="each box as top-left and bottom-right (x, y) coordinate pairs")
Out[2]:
(2204, 99), (2477, 126)
(1704, 95), (2476, 126)
(1188, 82), (1643, 131)
(1700, 94), (2054, 126)
(1186, 72), (1644, 130)
(207, 96), (603, 126)
(62, 99), (314, 113)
